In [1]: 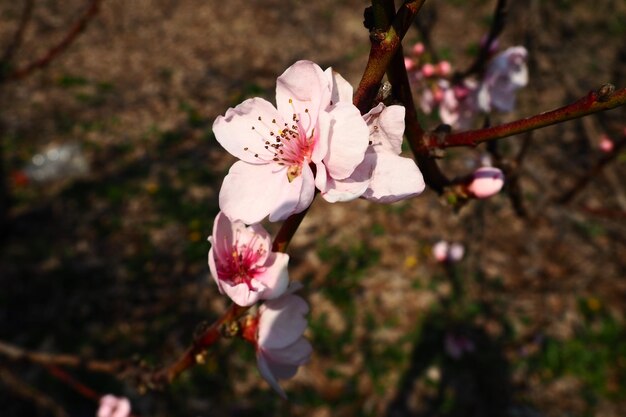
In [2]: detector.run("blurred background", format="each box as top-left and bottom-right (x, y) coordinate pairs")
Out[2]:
(0, 0), (625, 416)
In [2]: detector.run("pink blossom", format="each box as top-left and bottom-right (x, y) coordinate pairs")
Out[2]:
(421, 63), (436, 78)
(313, 75), (425, 203)
(599, 134), (614, 153)
(467, 167), (505, 199)
(418, 78), (480, 131)
(437, 61), (452, 76)
(444, 332), (475, 360)
(432, 241), (449, 262)
(448, 243), (465, 262)
(433, 240), (465, 263)
(97, 395), (131, 417)
(208, 212), (289, 306)
(404, 57), (417, 72)
(419, 86), (437, 114)
(478, 46), (528, 112)
(255, 290), (312, 399)
(412, 42), (425, 56)
(439, 79), (481, 131)
(320, 102), (425, 203)
(213, 60), (369, 223)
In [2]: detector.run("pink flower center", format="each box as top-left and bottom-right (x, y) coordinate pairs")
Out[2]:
(246, 100), (315, 182)
(217, 234), (267, 289)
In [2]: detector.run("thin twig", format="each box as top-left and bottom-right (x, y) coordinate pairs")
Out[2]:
(0, 365), (69, 417)
(554, 134), (626, 205)
(0, 340), (125, 374)
(0, 0), (35, 65)
(1, 0), (103, 82)
(44, 364), (100, 401)
(459, 0), (508, 78)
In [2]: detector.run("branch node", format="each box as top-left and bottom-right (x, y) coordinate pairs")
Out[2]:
(370, 29), (386, 43)
(220, 320), (241, 338)
(193, 321), (211, 342)
(596, 83), (616, 102)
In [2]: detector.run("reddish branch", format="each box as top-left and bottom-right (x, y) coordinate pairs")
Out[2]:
(354, 0), (427, 113)
(44, 365), (100, 401)
(1, 0), (103, 82)
(426, 85), (626, 149)
(150, 303), (248, 386)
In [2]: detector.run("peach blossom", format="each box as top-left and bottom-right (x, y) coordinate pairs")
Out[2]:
(208, 212), (289, 306)
(214, 60), (369, 223)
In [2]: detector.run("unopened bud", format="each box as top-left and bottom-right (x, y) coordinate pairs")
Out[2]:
(448, 243), (465, 262)
(412, 42), (425, 56)
(432, 241), (449, 262)
(599, 134), (614, 153)
(437, 61), (452, 76)
(404, 57), (416, 72)
(467, 167), (505, 198)
(421, 63), (436, 78)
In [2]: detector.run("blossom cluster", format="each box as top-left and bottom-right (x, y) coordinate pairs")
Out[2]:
(208, 60), (426, 396)
(206, 55), (513, 396)
(406, 42), (529, 130)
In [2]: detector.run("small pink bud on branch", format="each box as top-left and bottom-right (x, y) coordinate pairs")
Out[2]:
(466, 167), (505, 198)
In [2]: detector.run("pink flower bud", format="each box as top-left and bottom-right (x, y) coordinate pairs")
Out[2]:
(467, 167), (504, 198)
(433, 86), (444, 103)
(437, 61), (452, 76)
(412, 42), (425, 56)
(421, 63), (436, 78)
(433, 241), (466, 263)
(453, 84), (470, 100)
(432, 241), (449, 262)
(599, 134), (614, 153)
(404, 57), (416, 72)
(97, 395), (131, 417)
(448, 243), (465, 262)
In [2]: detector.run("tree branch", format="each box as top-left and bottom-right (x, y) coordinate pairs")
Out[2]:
(1, 0), (103, 83)
(354, 0), (427, 113)
(427, 85), (626, 149)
